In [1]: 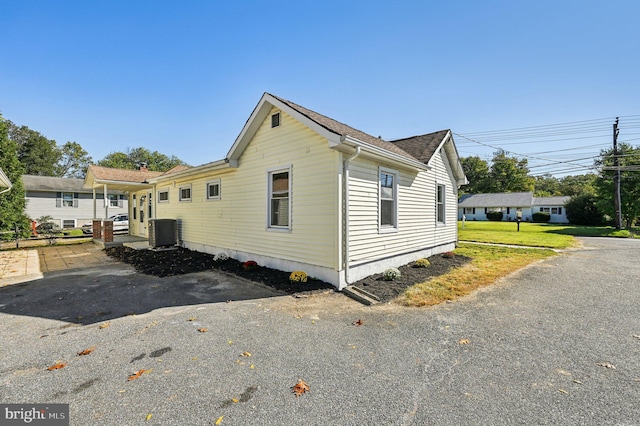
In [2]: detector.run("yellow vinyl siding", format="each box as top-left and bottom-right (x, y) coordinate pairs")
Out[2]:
(347, 152), (458, 266)
(154, 108), (340, 269)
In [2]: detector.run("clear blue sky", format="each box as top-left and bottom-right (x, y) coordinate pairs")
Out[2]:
(2, 0), (639, 177)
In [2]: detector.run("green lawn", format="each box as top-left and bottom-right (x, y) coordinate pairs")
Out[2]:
(457, 221), (638, 249)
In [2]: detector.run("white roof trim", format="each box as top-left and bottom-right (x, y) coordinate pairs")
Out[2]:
(227, 93), (344, 161)
(149, 159), (230, 183)
(0, 168), (11, 194)
(427, 131), (467, 185)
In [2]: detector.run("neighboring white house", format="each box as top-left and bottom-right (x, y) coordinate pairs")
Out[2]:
(458, 192), (570, 223)
(0, 168), (11, 194)
(23, 175), (128, 228)
(84, 93), (467, 289)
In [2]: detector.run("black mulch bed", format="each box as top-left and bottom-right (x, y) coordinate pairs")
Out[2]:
(105, 246), (470, 301)
(349, 254), (471, 302)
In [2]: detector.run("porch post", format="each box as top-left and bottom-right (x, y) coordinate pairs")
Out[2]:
(92, 187), (97, 219)
(103, 183), (109, 219)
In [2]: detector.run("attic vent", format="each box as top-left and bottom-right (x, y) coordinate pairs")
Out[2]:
(271, 112), (280, 128)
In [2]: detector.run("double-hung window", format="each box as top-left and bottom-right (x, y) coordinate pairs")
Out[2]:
(158, 189), (169, 203)
(179, 185), (192, 202)
(57, 192), (77, 208)
(207, 180), (221, 200)
(379, 168), (398, 232)
(268, 167), (290, 229)
(436, 184), (446, 224)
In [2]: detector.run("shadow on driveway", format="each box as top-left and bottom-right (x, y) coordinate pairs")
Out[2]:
(0, 263), (285, 325)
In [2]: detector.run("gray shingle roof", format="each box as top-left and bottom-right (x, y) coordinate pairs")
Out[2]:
(22, 175), (87, 192)
(533, 196), (570, 206)
(270, 94), (420, 162)
(389, 130), (450, 163)
(458, 192), (534, 208)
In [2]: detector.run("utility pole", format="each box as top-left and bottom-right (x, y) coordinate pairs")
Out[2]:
(613, 117), (622, 230)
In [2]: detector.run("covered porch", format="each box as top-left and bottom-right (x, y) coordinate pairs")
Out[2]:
(83, 164), (163, 242)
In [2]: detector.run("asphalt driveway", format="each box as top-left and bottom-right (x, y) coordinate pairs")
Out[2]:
(0, 237), (639, 425)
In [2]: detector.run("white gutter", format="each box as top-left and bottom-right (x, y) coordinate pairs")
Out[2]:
(343, 146), (361, 286)
(342, 136), (430, 171)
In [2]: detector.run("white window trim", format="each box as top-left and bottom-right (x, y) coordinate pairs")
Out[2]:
(266, 164), (292, 232)
(206, 179), (221, 201)
(179, 184), (192, 202)
(62, 219), (76, 229)
(158, 188), (169, 203)
(62, 192), (74, 208)
(436, 183), (446, 225)
(379, 167), (399, 233)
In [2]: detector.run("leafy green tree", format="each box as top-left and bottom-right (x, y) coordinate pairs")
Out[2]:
(55, 141), (93, 178)
(460, 156), (491, 194)
(7, 121), (60, 176)
(594, 143), (640, 229)
(558, 174), (597, 196)
(534, 174), (561, 196)
(0, 116), (30, 240)
(487, 150), (535, 193)
(97, 147), (187, 171)
(564, 194), (605, 226)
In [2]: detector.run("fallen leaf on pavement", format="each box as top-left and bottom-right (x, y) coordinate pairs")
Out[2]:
(459, 339), (470, 345)
(633, 335), (640, 340)
(77, 347), (95, 356)
(292, 379), (310, 397)
(215, 416), (224, 425)
(128, 369), (149, 381)
(197, 328), (208, 333)
(241, 351), (251, 357)
(99, 322), (110, 329)
(231, 398), (239, 403)
(47, 363), (66, 371)
(596, 362), (616, 369)
(145, 413), (152, 421)
(352, 319), (363, 326)
(557, 389), (568, 394)
(188, 317), (197, 322)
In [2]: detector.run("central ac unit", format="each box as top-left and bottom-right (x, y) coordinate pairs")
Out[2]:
(148, 219), (177, 248)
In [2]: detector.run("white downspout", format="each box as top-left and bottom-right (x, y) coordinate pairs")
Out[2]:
(343, 146), (361, 286)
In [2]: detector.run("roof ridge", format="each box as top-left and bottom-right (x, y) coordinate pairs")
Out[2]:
(267, 93), (419, 162)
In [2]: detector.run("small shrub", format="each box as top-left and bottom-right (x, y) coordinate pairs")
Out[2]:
(532, 212), (551, 223)
(289, 271), (308, 283)
(214, 252), (229, 261)
(242, 260), (258, 270)
(414, 258), (431, 268)
(442, 251), (455, 259)
(486, 211), (504, 221)
(382, 268), (401, 281)
(36, 215), (60, 245)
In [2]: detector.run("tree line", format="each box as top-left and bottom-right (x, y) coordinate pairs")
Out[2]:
(0, 115), (187, 239)
(461, 146), (640, 229)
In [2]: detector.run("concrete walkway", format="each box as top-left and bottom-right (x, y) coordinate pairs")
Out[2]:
(0, 249), (42, 286)
(0, 243), (114, 286)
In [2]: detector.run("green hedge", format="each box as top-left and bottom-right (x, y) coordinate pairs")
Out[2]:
(532, 212), (551, 223)
(486, 211), (504, 221)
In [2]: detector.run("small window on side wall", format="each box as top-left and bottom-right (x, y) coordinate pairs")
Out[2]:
(379, 167), (398, 232)
(268, 168), (290, 229)
(207, 180), (221, 200)
(179, 185), (192, 202)
(271, 112), (281, 128)
(436, 184), (446, 224)
(158, 189), (169, 203)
